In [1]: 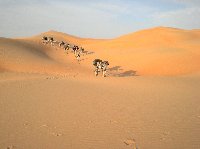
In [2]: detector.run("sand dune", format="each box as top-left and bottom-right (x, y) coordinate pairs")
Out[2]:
(81, 27), (200, 75)
(1, 27), (200, 149)
(0, 37), (90, 76)
(0, 37), (60, 74)
(2, 26), (199, 76)
(29, 30), (108, 46)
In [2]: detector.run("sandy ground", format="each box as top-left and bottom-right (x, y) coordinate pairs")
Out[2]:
(0, 27), (200, 149)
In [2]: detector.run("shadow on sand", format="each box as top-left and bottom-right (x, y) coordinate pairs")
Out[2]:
(108, 66), (138, 77)
(85, 51), (95, 55)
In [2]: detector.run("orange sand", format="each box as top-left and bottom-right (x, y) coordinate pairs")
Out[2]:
(0, 27), (200, 149)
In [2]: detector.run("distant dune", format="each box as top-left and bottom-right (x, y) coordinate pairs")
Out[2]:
(1, 26), (200, 76)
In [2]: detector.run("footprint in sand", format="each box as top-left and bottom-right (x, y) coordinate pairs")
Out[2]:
(40, 124), (63, 137)
(124, 139), (137, 149)
(160, 131), (170, 141)
(7, 145), (16, 149)
(23, 121), (31, 129)
(46, 76), (59, 80)
(51, 132), (63, 137)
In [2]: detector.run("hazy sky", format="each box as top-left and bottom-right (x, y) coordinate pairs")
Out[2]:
(0, 0), (200, 38)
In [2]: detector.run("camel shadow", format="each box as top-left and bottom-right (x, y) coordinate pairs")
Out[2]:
(79, 57), (88, 62)
(85, 51), (95, 55)
(113, 70), (137, 77)
(108, 66), (138, 77)
(108, 66), (123, 71)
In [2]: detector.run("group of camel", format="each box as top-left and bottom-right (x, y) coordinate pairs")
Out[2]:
(42, 36), (84, 61)
(42, 36), (109, 77)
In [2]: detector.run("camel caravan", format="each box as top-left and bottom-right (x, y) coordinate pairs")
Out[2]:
(42, 36), (109, 77)
(42, 36), (85, 61)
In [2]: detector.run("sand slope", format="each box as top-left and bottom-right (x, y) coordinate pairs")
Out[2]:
(0, 75), (200, 149)
(1, 27), (200, 149)
(0, 37), (91, 76)
(81, 27), (200, 75)
(1, 26), (200, 76)
(0, 37), (63, 74)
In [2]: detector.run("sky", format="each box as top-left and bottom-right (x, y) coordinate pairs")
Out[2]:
(0, 0), (200, 38)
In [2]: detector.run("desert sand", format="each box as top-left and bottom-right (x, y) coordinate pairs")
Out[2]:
(0, 27), (200, 149)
